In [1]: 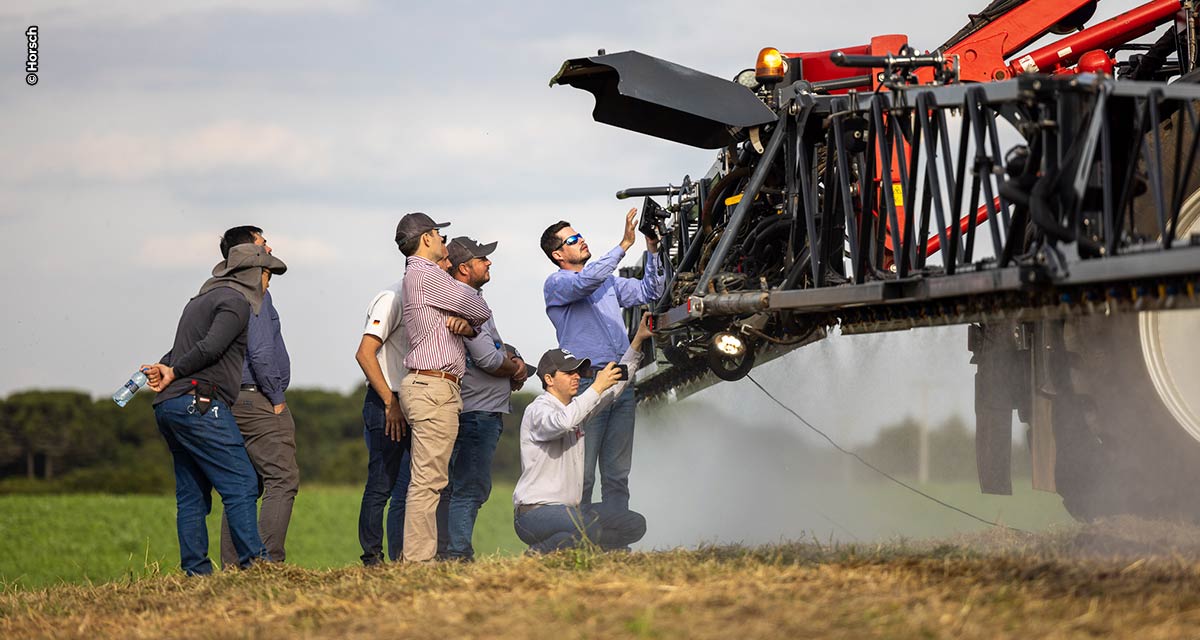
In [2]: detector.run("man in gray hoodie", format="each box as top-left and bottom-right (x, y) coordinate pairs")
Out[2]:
(143, 243), (288, 576)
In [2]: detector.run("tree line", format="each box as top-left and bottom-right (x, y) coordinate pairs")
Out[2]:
(0, 387), (1027, 494)
(0, 388), (535, 494)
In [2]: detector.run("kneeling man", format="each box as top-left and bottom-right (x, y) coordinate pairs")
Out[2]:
(512, 314), (653, 554)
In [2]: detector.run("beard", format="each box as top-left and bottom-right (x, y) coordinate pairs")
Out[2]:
(567, 249), (591, 266)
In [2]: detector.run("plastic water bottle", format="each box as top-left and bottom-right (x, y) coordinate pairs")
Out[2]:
(112, 369), (149, 407)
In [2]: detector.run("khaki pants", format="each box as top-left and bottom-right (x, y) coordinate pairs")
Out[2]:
(398, 373), (462, 562)
(219, 390), (299, 568)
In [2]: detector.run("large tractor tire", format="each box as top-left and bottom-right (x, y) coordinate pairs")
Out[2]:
(1050, 101), (1200, 521)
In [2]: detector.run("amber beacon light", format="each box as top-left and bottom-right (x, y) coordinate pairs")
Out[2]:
(755, 47), (786, 83)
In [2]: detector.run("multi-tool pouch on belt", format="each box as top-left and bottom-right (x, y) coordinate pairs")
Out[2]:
(189, 379), (217, 415)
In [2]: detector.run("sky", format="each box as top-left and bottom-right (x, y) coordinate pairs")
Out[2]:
(0, 0), (1155, 445)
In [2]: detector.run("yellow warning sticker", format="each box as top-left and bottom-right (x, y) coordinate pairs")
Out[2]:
(892, 184), (904, 206)
(725, 192), (762, 207)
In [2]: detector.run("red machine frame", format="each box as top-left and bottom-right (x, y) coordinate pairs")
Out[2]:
(782, 0), (1193, 263)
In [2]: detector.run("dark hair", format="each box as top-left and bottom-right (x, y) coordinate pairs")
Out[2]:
(220, 225), (263, 259)
(540, 220), (572, 266)
(398, 234), (422, 257)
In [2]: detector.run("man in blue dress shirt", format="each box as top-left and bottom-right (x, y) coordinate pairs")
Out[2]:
(540, 208), (664, 515)
(216, 226), (299, 568)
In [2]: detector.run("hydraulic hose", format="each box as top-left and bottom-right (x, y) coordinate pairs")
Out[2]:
(696, 121), (788, 295)
(700, 167), (751, 237)
(749, 216), (794, 258)
(739, 215), (793, 256)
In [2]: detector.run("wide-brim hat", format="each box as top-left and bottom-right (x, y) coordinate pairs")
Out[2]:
(212, 243), (288, 277)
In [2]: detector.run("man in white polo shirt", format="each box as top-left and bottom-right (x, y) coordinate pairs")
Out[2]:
(512, 314), (652, 554)
(353, 219), (458, 566)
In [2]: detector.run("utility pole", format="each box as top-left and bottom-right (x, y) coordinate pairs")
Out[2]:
(918, 384), (930, 485)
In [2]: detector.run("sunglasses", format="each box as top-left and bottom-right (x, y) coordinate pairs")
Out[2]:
(556, 233), (584, 250)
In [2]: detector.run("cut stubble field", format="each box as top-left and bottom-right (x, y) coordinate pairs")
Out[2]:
(4, 519), (1200, 639)
(6, 485), (1200, 637)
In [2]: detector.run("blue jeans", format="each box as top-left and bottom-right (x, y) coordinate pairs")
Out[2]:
(154, 394), (267, 576)
(358, 387), (410, 565)
(443, 411), (503, 560)
(576, 377), (636, 510)
(513, 502), (646, 554)
(387, 449), (450, 560)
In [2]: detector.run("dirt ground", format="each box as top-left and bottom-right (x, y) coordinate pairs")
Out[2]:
(4, 518), (1200, 639)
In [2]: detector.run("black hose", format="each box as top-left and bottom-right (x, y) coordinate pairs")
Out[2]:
(1130, 28), (1178, 81)
(750, 217), (794, 258)
(1029, 169), (1074, 243)
(700, 167), (751, 236)
(739, 215), (793, 256)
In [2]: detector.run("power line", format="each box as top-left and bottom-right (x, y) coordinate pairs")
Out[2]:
(745, 374), (1024, 532)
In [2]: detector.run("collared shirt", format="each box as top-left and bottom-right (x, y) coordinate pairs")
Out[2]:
(362, 280), (409, 392)
(512, 345), (643, 508)
(402, 255), (492, 378)
(240, 290), (291, 405)
(544, 247), (664, 365)
(457, 280), (521, 414)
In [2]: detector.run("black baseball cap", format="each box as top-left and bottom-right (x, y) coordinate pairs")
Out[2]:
(447, 236), (499, 269)
(536, 348), (591, 379)
(395, 212), (451, 247)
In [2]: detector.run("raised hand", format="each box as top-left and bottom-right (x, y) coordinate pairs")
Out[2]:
(591, 362), (623, 394)
(633, 312), (654, 345)
(619, 207), (638, 251)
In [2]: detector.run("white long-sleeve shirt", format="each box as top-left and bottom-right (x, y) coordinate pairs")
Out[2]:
(512, 345), (644, 508)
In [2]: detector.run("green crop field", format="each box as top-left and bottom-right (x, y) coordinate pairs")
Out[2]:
(0, 485), (525, 589)
(0, 480), (1072, 590)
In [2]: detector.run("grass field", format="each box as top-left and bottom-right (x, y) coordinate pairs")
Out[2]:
(3, 518), (1200, 639)
(0, 481), (1071, 590)
(0, 484), (525, 589)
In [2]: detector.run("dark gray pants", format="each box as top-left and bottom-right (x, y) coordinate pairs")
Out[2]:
(220, 390), (299, 568)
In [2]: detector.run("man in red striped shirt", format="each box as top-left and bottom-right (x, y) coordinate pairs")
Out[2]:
(395, 212), (493, 562)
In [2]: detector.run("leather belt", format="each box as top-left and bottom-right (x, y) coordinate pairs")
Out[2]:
(515, 503), (545, 516)
(414, 369), (460, 385)
(240, 384), (259, 392)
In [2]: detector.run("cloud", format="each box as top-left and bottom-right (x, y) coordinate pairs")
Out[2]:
(268, 234), (338, 265)
(136, 232), (225, 268)
(134, 230), (338, 270)
(36, 120), (333, 183)
(2, 0), (368, 28)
